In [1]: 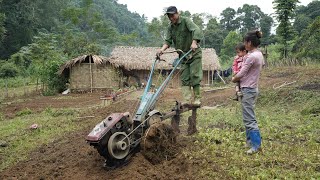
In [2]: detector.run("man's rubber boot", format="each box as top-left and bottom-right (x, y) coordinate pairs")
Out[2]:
(193, 85), (201, 106)
(181, 86), (192, 105)
(246, 130), (262, 154)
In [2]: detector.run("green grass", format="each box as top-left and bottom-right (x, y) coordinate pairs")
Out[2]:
(0, 108), (81, 171)
(190, 85), (320, 179)
(0, 77), (33, 88)
(0, 76), (40, 102)
(0, 84), (40, 102)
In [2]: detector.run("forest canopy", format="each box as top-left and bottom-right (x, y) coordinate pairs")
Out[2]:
(0, 0), (319, 93)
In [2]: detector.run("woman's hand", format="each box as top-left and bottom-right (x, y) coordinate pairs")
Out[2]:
(232, 76), (240, 83)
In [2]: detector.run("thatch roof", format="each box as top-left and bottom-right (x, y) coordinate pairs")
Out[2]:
(58, 54), (110, 75)
(108, 46), (220, 71)
(59, 46), (221, 75)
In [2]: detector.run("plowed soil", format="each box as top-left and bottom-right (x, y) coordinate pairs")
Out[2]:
(0, 87), (231, 180)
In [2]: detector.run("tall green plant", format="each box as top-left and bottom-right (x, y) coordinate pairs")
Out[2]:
(220, 7), (238, 32)
(0, 12), (5, 42)
(293, 16), (320, 60)
(260, 15), (274, 45)
(11, 32), (67, 94)
(0, 0), (66, 59)
(202, 18), (224, 53)
(220, 31), (242, 66)
(273, 0), (299, 58)
(236, 4), (265, 34)
(0, 63), (19, 97)
(146, 14), (171, 47)
(42, 59), (68, 94)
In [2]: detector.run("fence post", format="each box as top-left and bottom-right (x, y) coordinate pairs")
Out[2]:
(5, 78), (8, 98)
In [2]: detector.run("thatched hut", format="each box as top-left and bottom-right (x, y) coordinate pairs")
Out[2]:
(109, 46), (220, 87)
(59, 46), (220, 92)
(58, 55), (120, 92)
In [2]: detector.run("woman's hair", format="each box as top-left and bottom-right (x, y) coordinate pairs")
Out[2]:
(244, 30), (262, 47)
(235, 43), (246, 51)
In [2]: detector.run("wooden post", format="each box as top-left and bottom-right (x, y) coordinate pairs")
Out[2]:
(5, 78), (8, 98)
(89, 55), (93, 93)
(207, 65), (209, 85)
(216, 71), (226, 84)
(211, 69), (214, 85)
(23, 79), (26, 96)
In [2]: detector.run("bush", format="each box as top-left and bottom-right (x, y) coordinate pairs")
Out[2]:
(0, 63), (19, 78)
(41, 59), (68, 94)
(301, 106), (320, 116)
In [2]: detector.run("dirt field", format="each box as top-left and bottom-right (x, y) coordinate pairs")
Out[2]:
(0, 87), (232, 180)
(0, 66), (319, 179)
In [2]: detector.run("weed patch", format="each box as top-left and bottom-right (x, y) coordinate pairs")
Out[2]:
(15, 108), (33, 116)
(44, 107), (77, 117)
(301, 105), (320, 116)
(298, 83), (320, 91)
(0, 109), (80, 171)
(191, 83), (320, 179)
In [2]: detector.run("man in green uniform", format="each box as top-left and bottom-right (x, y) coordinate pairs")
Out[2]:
(157, 6), (203, 106)
(157, 6), (203, 135)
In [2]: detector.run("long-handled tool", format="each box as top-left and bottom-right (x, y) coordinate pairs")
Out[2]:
(86, 49), (199, 168)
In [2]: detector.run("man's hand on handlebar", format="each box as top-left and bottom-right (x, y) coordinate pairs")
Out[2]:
(156, 49), (163, 59)
(190, 40), (198, 52)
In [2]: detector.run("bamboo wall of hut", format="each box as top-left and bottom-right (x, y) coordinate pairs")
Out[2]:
(69, 63), (120, 91)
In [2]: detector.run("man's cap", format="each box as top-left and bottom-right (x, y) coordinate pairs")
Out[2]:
(165, 6), (178, 14)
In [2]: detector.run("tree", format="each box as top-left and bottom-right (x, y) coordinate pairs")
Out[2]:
(296, 1), (320, 19)
(293, 14), (312, 35)
(0, 0), (38, 59)
(146, 15), (170, 47)
(220, 5), (272, 42)
(180, 10), (192, 18)
(94, 0), (148, 41)
(273, 0), (300, 58)
(0, 0), (66, 59)
(220, 31), (242, 66)
(202, 18), (224, 54)
(220, 7), (238, 32)
(0, 0), (3, 37)
(236, 4), (265, 34)
(260, 15), (274, 45)
(192, 13), (205, 30)
(0, 12), (5, 42)
(12, 31), (68, 93)
(61, 0), (120, 55)
(294, 1), (320, 35)
(0, 62), (19, 97)
(293, 16), (320, 59)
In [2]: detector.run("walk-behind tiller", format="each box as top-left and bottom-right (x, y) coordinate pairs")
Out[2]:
(86, 49), (200, 168)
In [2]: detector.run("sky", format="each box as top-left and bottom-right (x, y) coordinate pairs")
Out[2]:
(117, 0), (314, 21)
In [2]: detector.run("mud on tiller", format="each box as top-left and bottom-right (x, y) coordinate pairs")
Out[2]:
(86, 49), (200, 168)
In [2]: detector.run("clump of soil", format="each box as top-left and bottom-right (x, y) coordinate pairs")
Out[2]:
(298, 83), (320, 91)
(141, 123), (179, 164)
(266, 71), (295, 78)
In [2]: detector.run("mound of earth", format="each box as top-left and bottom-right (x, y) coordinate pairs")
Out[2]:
(141, 122), (179, 164)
